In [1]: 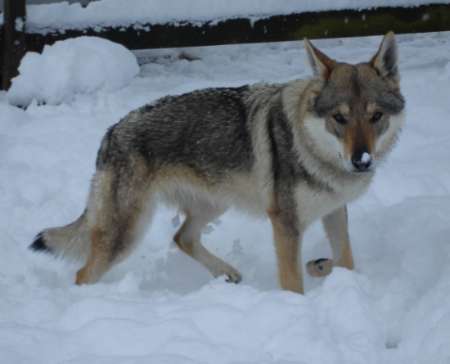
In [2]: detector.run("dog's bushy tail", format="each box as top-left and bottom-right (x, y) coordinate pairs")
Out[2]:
(30, 210), (90, 261)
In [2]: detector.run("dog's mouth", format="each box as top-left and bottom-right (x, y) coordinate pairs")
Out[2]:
(351, 168), (374, 174)
(350, 161), (376, 174)
(343, 161), (376, 174)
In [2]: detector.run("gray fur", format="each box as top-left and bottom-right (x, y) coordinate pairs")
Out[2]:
(98, 86), (254, 181)
(31, 33), (405, 292)
(314, 63), (404, 117)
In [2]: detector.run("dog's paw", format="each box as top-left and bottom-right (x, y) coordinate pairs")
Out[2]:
(212, 264), (242, 284)
(75, 267), (90, 285)
(225, 270), (242, 284)
(306, 258), (333, 277)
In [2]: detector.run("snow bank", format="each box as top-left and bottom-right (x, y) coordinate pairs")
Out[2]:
(7, 36), (140, 106)
(7, 0), (450, 33)
(0, 269), (387, 364)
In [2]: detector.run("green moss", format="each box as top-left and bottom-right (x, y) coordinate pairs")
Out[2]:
(288, 4), (450, 40)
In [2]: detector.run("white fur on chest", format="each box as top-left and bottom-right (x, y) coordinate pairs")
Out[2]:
(294, 177), (370, 226)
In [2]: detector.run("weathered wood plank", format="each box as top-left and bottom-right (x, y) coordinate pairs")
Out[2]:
(21, 4), (450, 53)
(1, 0), (26, 90)
(0, 23), (3, 88)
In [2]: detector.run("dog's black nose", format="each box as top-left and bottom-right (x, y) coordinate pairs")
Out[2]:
(351, 151), (372, 171)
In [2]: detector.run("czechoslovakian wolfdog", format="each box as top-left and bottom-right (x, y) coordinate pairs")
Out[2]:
(31, 33), (405, 294)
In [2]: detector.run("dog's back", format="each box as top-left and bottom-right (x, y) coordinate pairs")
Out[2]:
(101, 86), (255, 179)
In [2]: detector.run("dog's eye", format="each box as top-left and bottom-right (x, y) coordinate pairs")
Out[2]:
(371, 111), (383, 123)
(333, 113), (347, 125)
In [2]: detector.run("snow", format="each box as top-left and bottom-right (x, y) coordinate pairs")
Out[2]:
(7, 36), (139, 106)
(1, 31), (450, 363)
(361, 152), (372, 163)
(1, 0), (449, 33)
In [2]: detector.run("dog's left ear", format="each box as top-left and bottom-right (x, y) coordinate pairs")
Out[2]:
(370, 32), (399, 81)
(304, 38), (336, 80)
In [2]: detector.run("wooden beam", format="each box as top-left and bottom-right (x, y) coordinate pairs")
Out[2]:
(1, 0), (26, 90)
(0, 21), (3, 88)
(21, 4), (450, 53)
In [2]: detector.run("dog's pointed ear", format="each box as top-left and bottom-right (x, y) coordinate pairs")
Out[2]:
(304, 38), (336, 80)
(370, 32), (399, 81)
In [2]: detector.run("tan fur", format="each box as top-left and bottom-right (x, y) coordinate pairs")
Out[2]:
(174, 208), (241, 283)
(76, 227), (109, 284)
(268, 208), (303, 294)
(343, 121), (376, 160)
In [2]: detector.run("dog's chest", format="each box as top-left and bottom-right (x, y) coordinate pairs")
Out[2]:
(294, 178), (369, 226)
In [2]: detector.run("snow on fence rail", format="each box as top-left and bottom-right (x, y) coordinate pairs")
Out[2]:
(1, 0), (450, 90)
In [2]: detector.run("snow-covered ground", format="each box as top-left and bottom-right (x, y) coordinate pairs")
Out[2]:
(1, 32), (450, 363)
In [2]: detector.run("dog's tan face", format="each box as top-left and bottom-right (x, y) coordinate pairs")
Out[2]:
(304, 33), (405, 173)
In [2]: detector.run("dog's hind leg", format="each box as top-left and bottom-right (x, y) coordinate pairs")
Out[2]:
(307, 205), (354, 277)
(75, 226), (112, 285)
(76, 161), (151, 285)
(173, 204), (242, 283)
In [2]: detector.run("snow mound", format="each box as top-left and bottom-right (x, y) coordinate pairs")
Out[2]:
(7, 36), (140, 106)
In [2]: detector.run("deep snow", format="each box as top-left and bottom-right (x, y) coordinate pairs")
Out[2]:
(1, 32), (450, 364)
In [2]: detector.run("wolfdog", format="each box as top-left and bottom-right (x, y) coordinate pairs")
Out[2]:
(31, 33), (405, 294)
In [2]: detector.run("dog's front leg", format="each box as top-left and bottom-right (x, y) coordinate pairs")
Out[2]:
(307, 205), (354, 277)
(268, 208), (303, 294)
(323, 205), (354, 270)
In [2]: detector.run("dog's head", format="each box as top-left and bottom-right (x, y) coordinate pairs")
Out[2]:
(303, 32), (405, 174)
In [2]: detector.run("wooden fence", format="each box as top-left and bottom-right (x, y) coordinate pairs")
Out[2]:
(1, 0), (450, 90)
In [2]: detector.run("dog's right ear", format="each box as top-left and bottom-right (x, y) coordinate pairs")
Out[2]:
(304, 38), (336, 80)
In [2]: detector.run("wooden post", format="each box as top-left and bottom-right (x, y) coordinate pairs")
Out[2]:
(1, 0), (26, 90)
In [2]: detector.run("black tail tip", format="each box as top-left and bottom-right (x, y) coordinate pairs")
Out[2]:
(29, 232), (51, 253)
